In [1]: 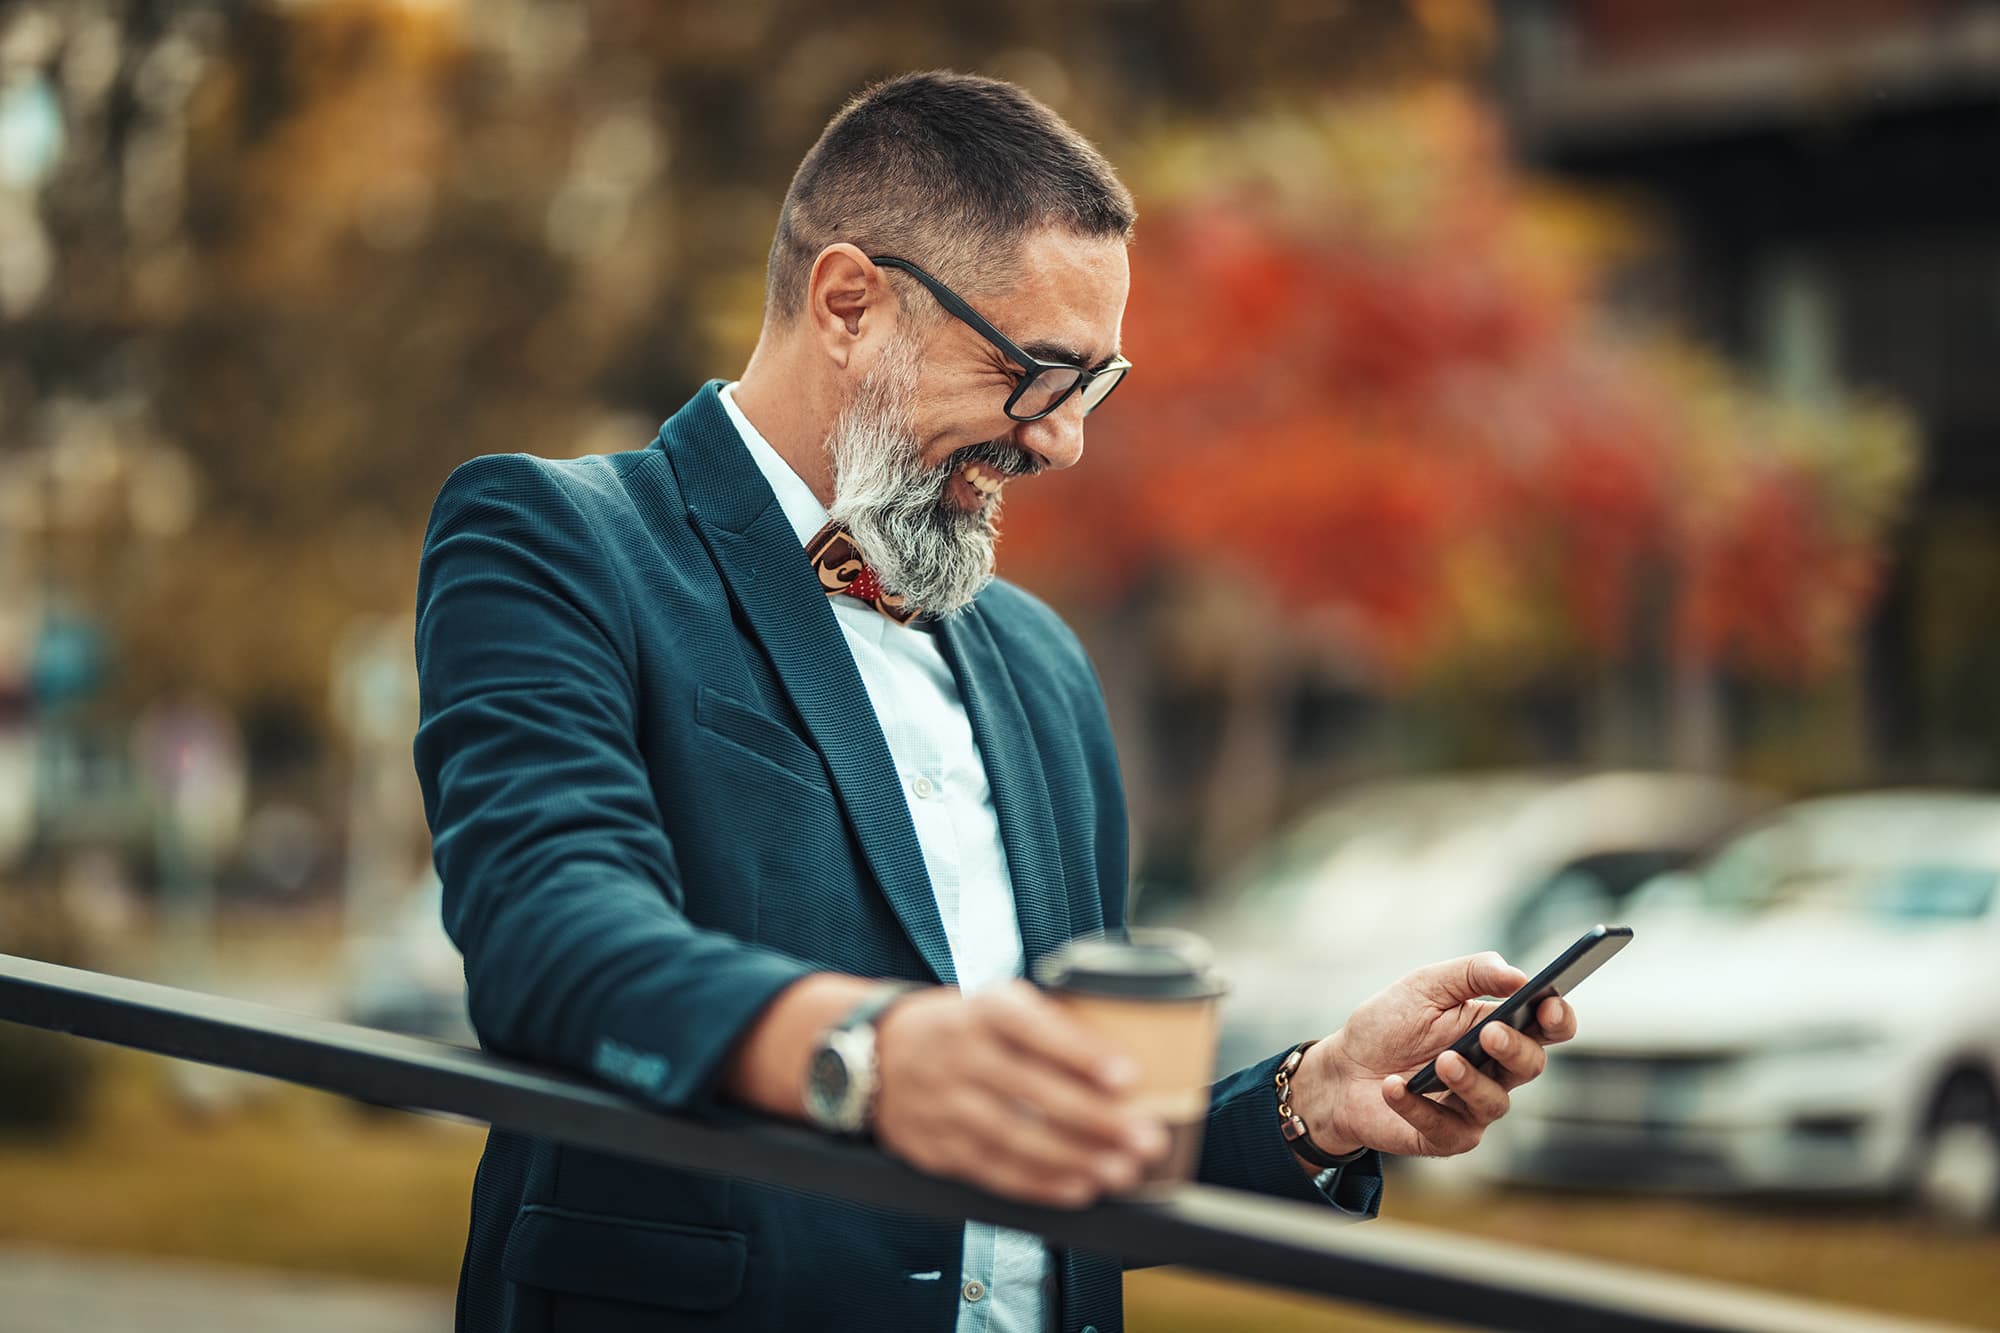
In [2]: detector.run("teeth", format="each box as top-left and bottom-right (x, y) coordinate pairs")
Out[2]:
(961, 461), (1004, 496)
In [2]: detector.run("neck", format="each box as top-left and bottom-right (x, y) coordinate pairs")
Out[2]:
(732, 325), (839, 506)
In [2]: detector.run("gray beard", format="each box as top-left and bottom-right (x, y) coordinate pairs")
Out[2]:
(826, 342), (1018, 618)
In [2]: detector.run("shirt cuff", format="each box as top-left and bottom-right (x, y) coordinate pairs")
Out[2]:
(1310, 1153), (1386, 1219)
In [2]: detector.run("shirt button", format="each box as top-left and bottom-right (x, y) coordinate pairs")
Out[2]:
(962, 1279), (985, 1303)
(912, 774), (936, 800)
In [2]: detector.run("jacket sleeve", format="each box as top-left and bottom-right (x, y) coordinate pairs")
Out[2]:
(1195, 1051), (1384, 1217)
(412, 454), (815, 1111)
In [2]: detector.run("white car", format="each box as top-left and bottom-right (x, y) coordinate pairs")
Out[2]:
(1189, 771), (1766, 1079)
(343, 871), (475, 1047)
(1492, 791), (2000, 1225)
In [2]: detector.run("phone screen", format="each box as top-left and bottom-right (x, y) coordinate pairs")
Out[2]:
(1403, 924), (1632, 1096)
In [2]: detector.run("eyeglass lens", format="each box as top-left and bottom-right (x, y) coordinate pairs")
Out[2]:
(1012, 363), (1127, 419)
(1077, 364), (1126, 413)
(1012, 367), (1085, 418)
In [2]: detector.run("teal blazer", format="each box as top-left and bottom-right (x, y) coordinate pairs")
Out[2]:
(413, 383), (1381, 1333)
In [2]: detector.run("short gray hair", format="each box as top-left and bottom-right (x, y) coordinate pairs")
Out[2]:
(764, 70), (1135, 319)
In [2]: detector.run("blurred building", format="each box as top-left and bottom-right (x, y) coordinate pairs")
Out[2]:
(1498, 0), (2000, 781)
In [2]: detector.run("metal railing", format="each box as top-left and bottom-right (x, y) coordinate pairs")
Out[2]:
(0, 952), (1973, 1333)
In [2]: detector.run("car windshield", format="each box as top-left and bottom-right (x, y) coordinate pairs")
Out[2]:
(1701, 854), (1996, 921)
(1227, 781), (1547, 917)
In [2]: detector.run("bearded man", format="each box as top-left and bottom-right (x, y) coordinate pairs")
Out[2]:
(414, 71), (1575, 1333)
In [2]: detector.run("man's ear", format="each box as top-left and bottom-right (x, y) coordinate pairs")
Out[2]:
(804, 244), (897, 372)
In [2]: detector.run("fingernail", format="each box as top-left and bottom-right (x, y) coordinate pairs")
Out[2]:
(1107, 1058), (1139, 1089)
(1100, 1153), (1138, 1189)
(1384, 1075), (1405, 1099)
(1489, 1026), (1513, 1052)
(1128, 1122), (1167, 1157)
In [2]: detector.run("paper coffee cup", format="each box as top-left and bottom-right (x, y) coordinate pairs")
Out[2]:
(1033, 929), (1226, 1190)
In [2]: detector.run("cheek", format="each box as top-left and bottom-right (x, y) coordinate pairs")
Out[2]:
(915, 434), (984, 484)
(911, 355), (1020, 453)
(912, 402), (1014, 469)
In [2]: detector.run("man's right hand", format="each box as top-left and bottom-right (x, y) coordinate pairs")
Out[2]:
(871, 981), (1170, 1207)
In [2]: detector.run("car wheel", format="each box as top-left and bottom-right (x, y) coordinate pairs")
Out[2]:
(1914, 1072), (2000, 1227)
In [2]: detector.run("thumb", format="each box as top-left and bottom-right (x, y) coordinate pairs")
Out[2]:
(1413, 951), (1527, 1006)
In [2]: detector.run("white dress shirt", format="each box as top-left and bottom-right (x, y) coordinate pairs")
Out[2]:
(719, 383), (1052, 1333)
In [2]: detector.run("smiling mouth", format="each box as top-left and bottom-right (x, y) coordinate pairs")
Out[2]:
(959, 459), (1008, 498)
(947, 459), (1017, 512)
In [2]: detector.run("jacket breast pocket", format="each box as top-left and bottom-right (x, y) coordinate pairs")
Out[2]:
(501, 1204), (747, 1317)
(694, 686), (826, 790)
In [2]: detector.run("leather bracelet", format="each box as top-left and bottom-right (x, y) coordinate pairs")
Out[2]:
(1274, 1040), (1368, 1169)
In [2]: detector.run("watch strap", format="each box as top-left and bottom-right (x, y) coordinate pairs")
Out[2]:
(835, 980), (920, 1035)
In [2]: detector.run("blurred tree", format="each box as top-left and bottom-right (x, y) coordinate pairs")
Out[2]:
(1009, 88), (1913, 689)
(0, 1), (1917, 903)
(0, 0), (1463, 743)
(999, 89), (1916, 889)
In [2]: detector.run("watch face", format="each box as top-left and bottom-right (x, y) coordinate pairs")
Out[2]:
(806, 1013), (881, 1134)
(809, 1046), (851, 1107)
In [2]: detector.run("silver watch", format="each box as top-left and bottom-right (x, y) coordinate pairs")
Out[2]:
(803, 982), (916, 1136)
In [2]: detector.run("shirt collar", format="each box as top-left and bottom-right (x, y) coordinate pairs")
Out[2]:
(717, 381), (829, 549)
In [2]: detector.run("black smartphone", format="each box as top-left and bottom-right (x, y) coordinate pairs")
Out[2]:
(1403, 924), (1633, 1096)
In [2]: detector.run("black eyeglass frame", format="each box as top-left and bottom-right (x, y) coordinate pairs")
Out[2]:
(868, 254), (1132, 422)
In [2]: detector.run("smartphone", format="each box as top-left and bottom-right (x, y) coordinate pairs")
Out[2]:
(1403, 924), (1632, 1096)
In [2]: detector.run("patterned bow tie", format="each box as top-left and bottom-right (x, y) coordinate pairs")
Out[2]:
(808, 521), (920, 626)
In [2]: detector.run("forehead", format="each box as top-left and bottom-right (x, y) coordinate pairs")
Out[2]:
(977, 229), (1129, 363)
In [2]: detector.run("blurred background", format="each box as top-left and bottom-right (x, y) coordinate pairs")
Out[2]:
(0, 0), (1996, 1328)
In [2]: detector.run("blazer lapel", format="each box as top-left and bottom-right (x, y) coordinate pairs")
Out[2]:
(935, 604), (1071, 973)
(660, 384), (956, 984)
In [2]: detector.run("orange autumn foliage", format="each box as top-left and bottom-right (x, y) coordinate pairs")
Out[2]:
(1000, 93), (1913, 687)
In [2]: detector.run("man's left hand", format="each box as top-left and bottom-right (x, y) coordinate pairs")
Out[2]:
(1287, 951), (1579, 1159)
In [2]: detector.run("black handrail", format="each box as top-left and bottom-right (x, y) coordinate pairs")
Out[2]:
(0, 953), (1970, 1333)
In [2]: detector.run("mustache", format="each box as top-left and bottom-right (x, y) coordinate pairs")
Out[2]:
(948, 439), (1042, 479)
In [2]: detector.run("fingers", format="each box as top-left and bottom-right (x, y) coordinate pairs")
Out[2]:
(964, 1047), (1157, 1158)
(1409, 951), (1529, 1008)
(948, 1082), (1145, 1202)
(1477, 1019), (1547, 1091)
(895, 1100), (1104, 1207)
(1382, 1069), (1486, 1155)
(1462, 994), (1575, 1046)
(1439, 1047), (1511, 1122)
(1383, 1042), (1514, 1154)
(984, 981), (1138, 1096)
(1535, 994), (1577, 1045)
(872, 982), (1168, 1209)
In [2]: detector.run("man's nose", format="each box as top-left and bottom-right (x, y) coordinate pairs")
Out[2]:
(1014, 392), (1087, 473)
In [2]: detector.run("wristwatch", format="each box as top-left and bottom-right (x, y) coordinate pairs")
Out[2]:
(803, 982), (919, 1136)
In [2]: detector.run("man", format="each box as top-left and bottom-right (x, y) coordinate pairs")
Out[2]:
(414, 71), (1575, 1333)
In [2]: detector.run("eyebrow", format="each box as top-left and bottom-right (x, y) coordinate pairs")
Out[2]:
(1020, 339), (1120, 373)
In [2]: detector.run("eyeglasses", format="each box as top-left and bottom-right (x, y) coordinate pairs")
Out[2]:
(869, 254), (1132, 422)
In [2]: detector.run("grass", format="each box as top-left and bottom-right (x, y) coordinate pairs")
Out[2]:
(0, 1052), (480, 1287)
(3, 1051), (1997, 1329)
(1127, 1186), (2000, 1331)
